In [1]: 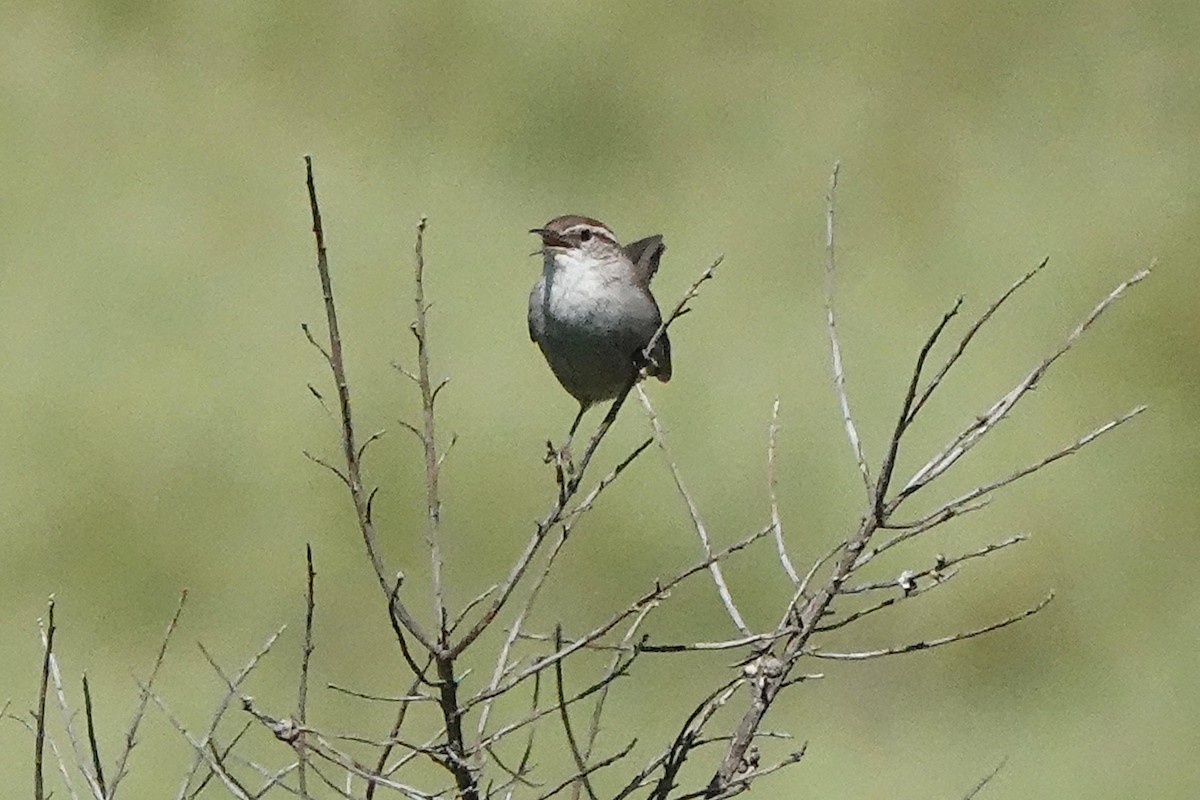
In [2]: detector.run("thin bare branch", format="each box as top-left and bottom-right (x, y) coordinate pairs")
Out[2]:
(50, 734), (83, 800)
(766, 399), (801, 585)
(818, 538), (1027, 633)
(914, 405), (1146, 524)
(469, 525), (771, 712)
(638, 385), (751, 635)
(387, 577), (438, 687)
(909, 259), (1048, 422)
(808, 594), (1053, 660)
(823, 162), (871, 494)
(898, 267), (1151, 504)
(366, 669), (431, 800)
(35, 596), (55, 800)
(408, 216), (450, 644)
(564, 437), (655, 532)
(873, 296), (964, 521)
(149, 688), (254, 800)
(449, 584), (498, 635)
(582, 600), (660, 762)
(81, 675), (106, 797)
(643, 679), (745, 800)
(307, 732), (441, 800)
(795, 540), (843, 606)
(301, 450), (349, 487)
(176, 625), (286, 800)
(108, 589), (187, 799)
(552, 626), (598, 800)
(962, 756), (1009, 799)
(532, 739), (637, 800)
(183, 721), (253, 800)
(302, 156), (435, 655)
(854, 498), (992, 569)
(356, 430), (386, 463)
(476, 626), (640, 753)
(676, 747), (805, 800)
(297, 546), (316, 799)
(476, 531), (568, 741)
(301, 322), (332, 363)
(437, 432), (459, 469)
(46, 641), (104, 798)
(641, 627), (800, 654)
(842, 535), (1026, 596)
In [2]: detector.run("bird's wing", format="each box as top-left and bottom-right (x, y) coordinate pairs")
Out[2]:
(527, 277), (544, 342)
(649, 329), (672, 383)
(622, 234), (666, 287)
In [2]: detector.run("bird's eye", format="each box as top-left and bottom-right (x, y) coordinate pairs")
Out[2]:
(579, 229), (592, 242)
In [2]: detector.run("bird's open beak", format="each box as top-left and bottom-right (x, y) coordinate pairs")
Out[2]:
(530, 227), (571, 249)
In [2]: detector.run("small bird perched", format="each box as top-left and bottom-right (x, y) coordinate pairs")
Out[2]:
(528, 215), (672, 443)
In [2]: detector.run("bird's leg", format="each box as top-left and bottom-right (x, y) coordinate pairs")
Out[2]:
(545, 404), (587, 472)
(567, 404), (586, 442)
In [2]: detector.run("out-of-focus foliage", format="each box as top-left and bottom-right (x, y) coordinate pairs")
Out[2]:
(1, 2), (1194, 797)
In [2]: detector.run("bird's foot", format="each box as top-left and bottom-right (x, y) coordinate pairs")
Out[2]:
(544, 438), (576, 475)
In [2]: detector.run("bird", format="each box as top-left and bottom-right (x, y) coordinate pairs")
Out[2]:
(528, 215), (671, 446)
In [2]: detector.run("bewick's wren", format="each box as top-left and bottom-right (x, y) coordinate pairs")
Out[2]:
(528, 215), (671, 442)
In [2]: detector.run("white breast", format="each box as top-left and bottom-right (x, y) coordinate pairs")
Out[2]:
(542, 252), (632, 331)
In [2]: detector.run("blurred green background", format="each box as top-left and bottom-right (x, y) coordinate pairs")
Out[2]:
(1, 1), (1196, 797)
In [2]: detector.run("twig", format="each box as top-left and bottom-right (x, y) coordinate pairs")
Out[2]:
(854, 498), (992, 569)
(183, 721), (252, 800)
(149, 688), (254, 800)
(872, 296), (963, 521)
(808, 594), (1053, 660)
(897, 267), (1152, 505)
(409, 215), (449, 643)
(823, 162), (871, 495)
(532, 739), (637, 800)
(675, 747), (805, 800)
(299, 732), (440, 799)
(909, 405), (1146, 525)
(638, 385), (751, 635)
(564, 437), (655, 532)
(582, 601), (659, 762)
(640, 627), (800, 654)
(366, 669), (433, 800)
(642, 679), (744, 800)
(909, 259), (1048, 422)
(552, 625), (598, 800)
(326, 683), (434, 704)
(46, 647), (104, 799)
(81, 674), (106, 797)
(108, 589), (187, 799)
(475, 636), (639, 753)
(35, 596), (55, 800)
(388, 576), (437, 686)
(794, 540), (843, 605)
(450, 584), (499, 635)
(962, 756), (1009, 799)
(302, 156), (434, 654)
(468, 525), (772, 710)
(842, 535), (1026, 596)
(476, 531), (568, 741)
(767, 399), (801, 585)
(175, 625), (286, 800)
(297, 545), (316, 799)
